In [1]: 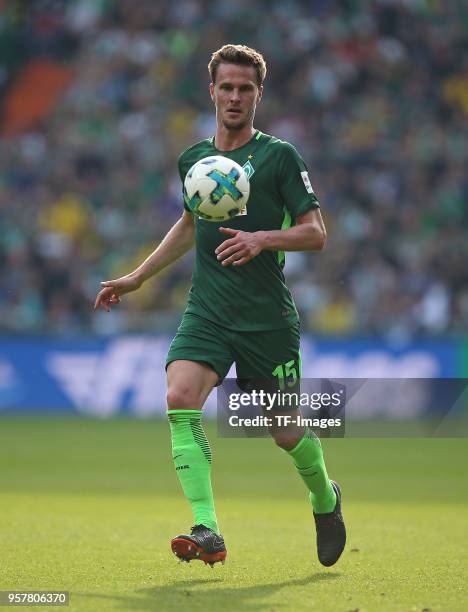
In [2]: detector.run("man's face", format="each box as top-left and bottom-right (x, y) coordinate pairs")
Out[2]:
(210, 63), (263, 131)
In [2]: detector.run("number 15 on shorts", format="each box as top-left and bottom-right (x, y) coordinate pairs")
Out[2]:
(272, 359), (300, 390)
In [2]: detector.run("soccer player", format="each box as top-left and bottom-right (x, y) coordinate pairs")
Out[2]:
(94, 44), (346, 568)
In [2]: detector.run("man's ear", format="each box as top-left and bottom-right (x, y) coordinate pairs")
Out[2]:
(257, 84), (263, 103)
(209, 82), (215, 102)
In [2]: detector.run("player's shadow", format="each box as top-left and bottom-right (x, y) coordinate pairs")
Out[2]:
(78, 572), (340, 610)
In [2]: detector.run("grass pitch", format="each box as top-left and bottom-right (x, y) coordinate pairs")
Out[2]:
(0, 417), (467, 611)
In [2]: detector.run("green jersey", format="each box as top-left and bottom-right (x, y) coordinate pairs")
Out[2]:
(178, 130), (320, 331)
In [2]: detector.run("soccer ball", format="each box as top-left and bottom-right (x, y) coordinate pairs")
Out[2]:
(184, 155), (250, 222)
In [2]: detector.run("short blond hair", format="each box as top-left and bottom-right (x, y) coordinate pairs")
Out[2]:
(208, 44), (267, 87)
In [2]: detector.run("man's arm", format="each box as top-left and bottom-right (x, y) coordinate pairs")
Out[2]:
(94, 210), (195, 311)
(257, 208), (326, 252)
(215, 208), (326, 267)
(130, 210), (195, 282)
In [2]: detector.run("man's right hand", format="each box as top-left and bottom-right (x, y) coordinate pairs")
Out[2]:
(94, 274), (142, 312)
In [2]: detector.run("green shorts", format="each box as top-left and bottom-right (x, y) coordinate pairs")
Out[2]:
(166, 313), (301, 394)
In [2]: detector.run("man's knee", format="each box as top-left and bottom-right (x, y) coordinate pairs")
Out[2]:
(270, 426), (304, 451)
(166, 360), (219, 411)
(166, 385), (202, 411)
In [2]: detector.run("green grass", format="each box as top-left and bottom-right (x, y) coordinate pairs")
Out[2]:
(0, 417), (467, 611)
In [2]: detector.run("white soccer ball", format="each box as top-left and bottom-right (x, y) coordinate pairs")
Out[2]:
(184, 155), (250, 222)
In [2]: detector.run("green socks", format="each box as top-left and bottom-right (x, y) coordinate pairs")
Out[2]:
(287, 429), (337, 514)
(168, 411), (333, 528)
(168, 410), (219, 533)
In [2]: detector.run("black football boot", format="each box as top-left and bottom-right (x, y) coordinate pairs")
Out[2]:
(171, 524), (227, 567)
(314, 480), (346, 566)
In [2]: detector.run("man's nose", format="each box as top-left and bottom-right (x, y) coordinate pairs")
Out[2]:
(230, 88), (241, 103)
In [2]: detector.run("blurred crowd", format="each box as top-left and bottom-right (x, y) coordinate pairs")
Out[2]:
(0, 0), (467, 338)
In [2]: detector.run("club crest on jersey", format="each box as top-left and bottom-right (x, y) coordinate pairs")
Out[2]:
(227, 160), (252, 216)
(242, 160), (255, 180)
(301, 171), (314, 194)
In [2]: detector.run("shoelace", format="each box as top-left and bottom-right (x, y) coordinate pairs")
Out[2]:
(191, 524), (208, 534)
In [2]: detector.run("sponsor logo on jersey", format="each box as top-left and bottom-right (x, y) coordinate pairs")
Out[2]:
(301, 171), (314, 194)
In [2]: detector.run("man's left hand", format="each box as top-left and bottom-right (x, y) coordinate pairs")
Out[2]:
(215, 227), (265, 266)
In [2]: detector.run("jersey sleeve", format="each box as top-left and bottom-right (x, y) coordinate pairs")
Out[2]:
(177, 153), (191, 212)
(278, 143), (320, 218)
(177, 154), (192, 213)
